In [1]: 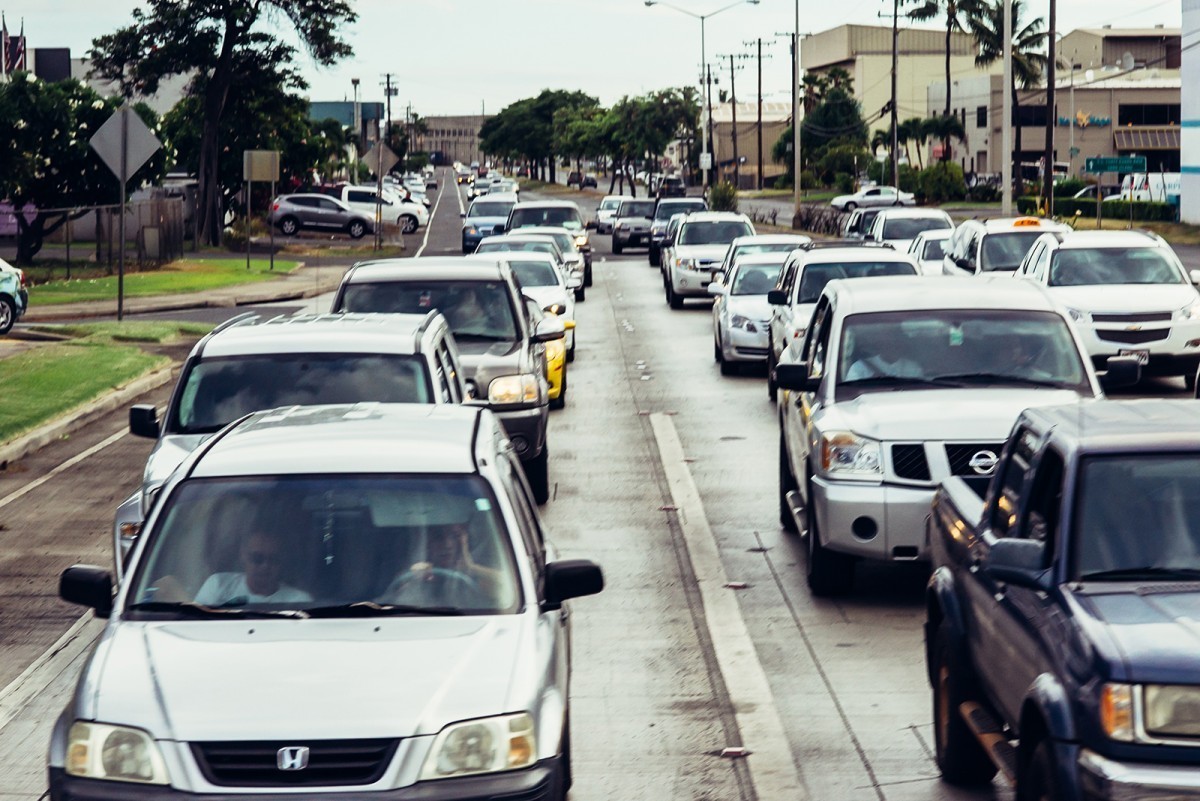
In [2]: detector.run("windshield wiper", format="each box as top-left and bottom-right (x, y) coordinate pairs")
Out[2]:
(453, 332), (513, 342)
(125, 601), (309, 619)
(304, 601), (465, 617)
(932, 372), (1072, 389)
(1079, 567), (1200, 582)
(839, 375), (958, 389)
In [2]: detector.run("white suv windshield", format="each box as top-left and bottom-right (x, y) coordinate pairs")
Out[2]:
(126, 475), (522, 617)
(1049, 248), (1183, 286)
(679, 221), (754, 245)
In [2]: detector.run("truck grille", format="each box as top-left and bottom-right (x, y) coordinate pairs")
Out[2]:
(891, 444), (930, 481)
(1091, 312), (1171, 324)
(945, 443), (1004, 477)
(191, 739), (398, 787)
(1096, 328), (1169, 345)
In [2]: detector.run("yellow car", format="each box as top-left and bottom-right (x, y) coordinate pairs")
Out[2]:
(545, 318), (575, 409)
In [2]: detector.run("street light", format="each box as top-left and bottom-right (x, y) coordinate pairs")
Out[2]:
(350, 78), (361, 149)
(645, 0), (760, 188)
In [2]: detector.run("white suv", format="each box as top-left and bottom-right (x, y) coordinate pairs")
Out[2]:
(664, 211), (755, 308)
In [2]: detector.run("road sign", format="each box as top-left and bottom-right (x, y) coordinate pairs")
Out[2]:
(89, 105), (162, 183)
(699, 152), (713, 170)
(362, 142), (399, 176)
(243, 150), (280, 182)
(1085, 156), (1146, 174)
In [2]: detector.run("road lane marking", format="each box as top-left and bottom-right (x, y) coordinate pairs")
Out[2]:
(455, 173), (466, 215)
(0, 613), (99, 733)
(0, 427), (128, 511)
(414, 173), (447, 258)
(649, 413), (809, 801)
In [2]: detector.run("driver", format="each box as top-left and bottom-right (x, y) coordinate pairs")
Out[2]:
(383, 522), (501, 608)
(194, 530), (312, 607)
(446, 285), (504, 333)
(844, 326), (922, 381)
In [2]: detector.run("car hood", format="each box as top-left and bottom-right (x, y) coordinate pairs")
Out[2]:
(673, 245), (731, 262)
(145, 434), (211, 488)
(825, 388), (1085, 441)
(1076, 588), (1200, 684)
(86, 618), (525, 740)
(455, 339), (523, 374)
(1048, 284), (1195, 314)
(725, 295), (772, 322)
(884, 238), (915, 253)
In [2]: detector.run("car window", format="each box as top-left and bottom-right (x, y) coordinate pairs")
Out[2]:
(435, 342), (461, 402)
(1021, 447), (1064, 550)
(992, 426), (1039, 536)
(468, 202), (514, 218)
(126, 475), (523, 616)
(1048, 248), (1184, 287)
(347, 190), (375, 204)
(654, 200), (705, 220)
(478, 241), (560, 260)
(287, 197), (315, 208)
(980, 231), (1047, 271)
(171, 354), (433, 434)
(507, 260), (560, 288)
(797, 261), (916, 303)
(510, 206), (583, 230)
(806, 303), (832, 380)
(338, 280), (519, 342)
(731, 262), (784, 295)
(921, 239), (947, 261)
(679, 221), (754, 245)
(618, 201), (656, 218)
(881, 217), (951, 240)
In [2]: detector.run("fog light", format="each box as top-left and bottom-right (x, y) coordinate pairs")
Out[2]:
(510, 436), (530, 455)
(680, 279), (688, 288)
(852, 517), (878, 541)
(1187, 339), (1200, 348)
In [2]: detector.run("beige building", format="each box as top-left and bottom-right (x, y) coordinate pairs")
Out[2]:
(709, 101), (791, 189)
(1059, 26), (1182, 73)
(412, 115), (489, 166)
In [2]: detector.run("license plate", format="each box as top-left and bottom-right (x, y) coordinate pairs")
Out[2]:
(1118, 349), (1150, 365)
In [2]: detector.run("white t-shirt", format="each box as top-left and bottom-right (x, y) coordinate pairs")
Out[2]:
(845, 355), (923, 381)
(194, 573), (312, 607)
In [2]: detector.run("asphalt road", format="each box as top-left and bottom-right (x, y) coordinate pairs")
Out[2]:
(0, 169), (1188, 799)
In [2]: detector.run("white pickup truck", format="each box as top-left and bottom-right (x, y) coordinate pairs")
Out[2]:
(329, 184), (428, 233)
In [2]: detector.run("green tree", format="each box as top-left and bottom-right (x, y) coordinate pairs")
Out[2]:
(907, 0), (982, 117)
(90, 0), (356, 245)
(923, 114), (966, 162)
(0, 73), (166, 263)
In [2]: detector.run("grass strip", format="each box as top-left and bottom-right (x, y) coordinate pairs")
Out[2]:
(29, 258), (299, 305)
(28, 320), (214, 343)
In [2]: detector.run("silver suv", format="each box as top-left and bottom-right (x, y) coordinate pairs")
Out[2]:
(269, 193), (374, 239)
(332, 257), (564, 503)
(114, 312), (467, 573)
(54, 403), (604, 800)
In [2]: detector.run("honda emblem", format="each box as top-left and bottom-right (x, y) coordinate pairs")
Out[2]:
(277, 746), (310, 771)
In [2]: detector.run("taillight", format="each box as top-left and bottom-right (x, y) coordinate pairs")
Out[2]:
(16, 269), (25, 287)
(272, 202), (280, 211)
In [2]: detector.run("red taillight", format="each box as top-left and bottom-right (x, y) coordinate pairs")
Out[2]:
(16, 269), (25, 287)
(272, 202), (280, 211)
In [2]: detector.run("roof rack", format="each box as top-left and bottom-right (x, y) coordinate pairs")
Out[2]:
(801, 240), (895, 250)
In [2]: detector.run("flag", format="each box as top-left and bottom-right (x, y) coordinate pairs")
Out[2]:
(8, 18), (23, 73)
(1, 14), (9, 77)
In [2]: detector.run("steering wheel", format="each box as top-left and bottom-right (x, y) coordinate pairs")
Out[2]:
(384, 567), (481, 604)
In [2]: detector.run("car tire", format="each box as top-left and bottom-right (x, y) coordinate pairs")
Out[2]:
(649, 246), (660, 267)
(584, 263), (593, 288)
(0, 297), (15, 335)
(550, 369), (567, 410)
(805, 482), (855, 596)
(714, 337), (722, 364)
(720, 356), (738, 376)
(1188, 368), (1198, 395)
(574, 286), (585, 302)
(766, 348), (778, 399)
(932, 622), (998, 786)
(567, 342), (575, 363)
(279, 216), (299, 236)
(399, 215), (418, 234)
(779, 436), (799, 533)
(1017, 740), (1058, 801)
(613, 240), (624, 255)
(347, 220), (367, 239)
(844, 202), (857, 212)
(524, 447), (550, 505)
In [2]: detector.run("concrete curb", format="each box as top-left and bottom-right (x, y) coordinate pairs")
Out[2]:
(0, 363), (176, 469)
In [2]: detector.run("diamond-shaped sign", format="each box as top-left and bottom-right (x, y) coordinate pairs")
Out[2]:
(89, 105), (162, 183)
(361, 142), (399, 176)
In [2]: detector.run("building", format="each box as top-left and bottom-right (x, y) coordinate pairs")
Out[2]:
(1183, 0), (1199, 224)
(708, 101), (791, 188)
(1059, 26), (1181, 73)
(411, 115), (489, 166)
(309, 101), (385, 146)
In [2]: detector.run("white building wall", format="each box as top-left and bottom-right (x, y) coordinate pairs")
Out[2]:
(1184, 0), (1200, 223)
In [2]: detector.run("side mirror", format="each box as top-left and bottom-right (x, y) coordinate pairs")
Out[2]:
(563, 319), (576, 330)
(586, 220), (597, 230)
(459, 212), (466, 218)
(493, 223), (506, 234)
(1190, 269), (1200, 285)
(532, 317), (566, 343)
(708, 283), (727, 296)
(543, 559), (604, 608)
(1100, 355), (1141, 391)
(767, 289), (787, 306)
(129, 404), (160, 439)
(983, 538), (1049, 591)
(60, 564), (114, 617)
(774, 362), (820, 392)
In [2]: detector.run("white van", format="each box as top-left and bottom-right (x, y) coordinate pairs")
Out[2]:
(1115, 172), (1182, 202)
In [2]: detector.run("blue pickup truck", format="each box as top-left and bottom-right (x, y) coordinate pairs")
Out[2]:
(927, 399), (1200, 800)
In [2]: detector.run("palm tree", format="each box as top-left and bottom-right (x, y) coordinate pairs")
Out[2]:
(898, 118), (927, 169)
(923, 114), (966, 162)
(907, 0), (982, 118)
(969, 0), (1047, 190)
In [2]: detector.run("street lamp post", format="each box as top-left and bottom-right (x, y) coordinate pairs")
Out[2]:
(793, 0), (801, 215)
(645, 0), (760, 188)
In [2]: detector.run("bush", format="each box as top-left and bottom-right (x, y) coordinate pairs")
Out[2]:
(800, 170), (819, 190)
(707, 181), (739, 212)
(221, 216), (270, 250)
(834, 172), (855, 193)
(966, 183), (1000, 203)
(918, 163), (967, 204)
(897, 164), (920, 195)
(1054, 178), (1087, 198)
(1017, 196), (1179, 222)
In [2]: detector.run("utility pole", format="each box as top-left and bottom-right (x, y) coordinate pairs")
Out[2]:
(381, 73), (397, 149)
(792, 6), (802, 211)
(728, 54), (740, 188)
(1043, 0), (1057, 215)
(1001, 0), (1014, 215)
(706, 62), (716, 187)
(890, 0), (900, 190)
(757, 38), (764, 190)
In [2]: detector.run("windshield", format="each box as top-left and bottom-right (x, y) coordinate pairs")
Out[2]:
(338, 280), (518, 341)
(599, 199), (623, 211)
(881, 217), (951, 240)
(126, 475), (521, 617)
(477, 240), (560, 260)
(921, 239), (948, 261)
(836, 310), (1090, 393)
(680, 221), (754, 246)
(171, 355), (431, 435)
(798, 261), (917, 303)
(730, 262), (784, 296)
(733, 243), (802, 263)
(1049, 248), (1184, 286)
(508, 260), (560, 287)
(654, 201), (705, 221)
(618, 201), (656, 218)
(980, 231), (1046, 271)
(1074, 456), (1200, 580)
(509, 207), (583, 230)
(468, 202), (513, 219)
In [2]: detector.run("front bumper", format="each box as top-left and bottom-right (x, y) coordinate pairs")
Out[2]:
(49, 760), (560, 801)
(810, 474), (933, 560)
(1078, 321), (1200, 377)
(494, 403), (548, 461)
(719, 320), (770, 362)
(613, 228), (649, 247)
(1078, 748), (1200, 801)
(670, 265), (720, 298)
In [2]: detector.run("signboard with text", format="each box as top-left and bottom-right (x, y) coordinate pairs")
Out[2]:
(1085, 156), (1147, 174)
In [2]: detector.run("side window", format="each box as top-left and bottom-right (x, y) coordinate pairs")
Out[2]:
(965, 231), (981, 270)
(435, 342), (462, 402)
(992, 426), (1039, 537)
(347, 190), (372, 204)
(1020, 448), (1064, 553)
(779, 259), (798, 296)
(865, 189), (879, 197)
(500, 455), (546, 576)
(804, 301), (832, 379)
(1030, 245), (1051, 282)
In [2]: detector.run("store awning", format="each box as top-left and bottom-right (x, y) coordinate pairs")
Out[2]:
(1114, 126), (1181, 151)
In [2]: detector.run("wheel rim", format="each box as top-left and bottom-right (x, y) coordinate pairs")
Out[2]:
(0, 302), (11, 330)
(402, 217), (417, 233)
(282, 220), (297, 234)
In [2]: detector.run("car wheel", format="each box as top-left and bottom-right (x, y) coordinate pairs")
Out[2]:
(567, 342), (576, 363)
(649, 246), (660, 267)
(720, 355), (738, 376)
(279, 216), (299, 236)
(613, 240), (624, 255)
(714, 335), (722, 364)
(574, 286), (586, 302)
(667, 283), (683, 310)
(550, 369), (567, 410)
(584, 263), (593, 287)
(1188, 368), (1198, 395)
(932, 622), (998, 786)
(0, 297), (15, 335)
(1017, 740), (1058, 801)
(779, 436), (799, 533)
(766, 348), (778, 399)
(524, 447), (550, 505)
(844, 202), (856, 212)
(805, 482), (855, 596)
(347, 220), (367, 239)
(399, 215), (418, 234)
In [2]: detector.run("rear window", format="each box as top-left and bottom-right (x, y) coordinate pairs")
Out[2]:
(468, 202), (514, 219)
(655, 200), (706, 220)
(980, 231), (1047, 271)
(618, 201), (656, 218)
(509, 206), (583, 231)
(731, 262), (784, 295)
(477, 240), (558, 258)
(679, 220), (754, 246)
(338, 280), (519, 342)
(921, 239), (948, 261)
(798, 261), (917, 303)
(508, 260), (560, 287)
(881, 217), (951, 240)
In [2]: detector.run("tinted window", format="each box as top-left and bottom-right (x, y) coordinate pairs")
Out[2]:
(510, 206), (583, 230)
(679, 221), (754, 245)
(797, 261), (917, 303)
(654, 200), (706, 221)
(508, 260), (560, 287)
(921, 239), (948, 261)
(618, 201), (656, 218)
(468, 202), (514, 218)
(347, 190), (375, 204)
(980, 231), (1047, 271)
(172, 355), (431, 434)
(477, 240), (559, 259)
(733, 243), (803, 261)
(731, 262), (784, 295)
(288, 197), (316, 208)
(1048, 248), (1183, 286)
(127, 475), (522, 615)
(339, 280), (519, 342)
(881, 217), (951, 240)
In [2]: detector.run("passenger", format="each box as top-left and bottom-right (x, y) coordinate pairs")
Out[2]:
(382, 522), (501, 608)
(194, 530), (312, 606)
(844, 326), (922, 381)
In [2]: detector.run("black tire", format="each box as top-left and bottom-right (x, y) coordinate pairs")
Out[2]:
(550, 369), (567, 410)
(0, 296), (15, 335)
(932, 623), (998, 786)
(1188, 368), (1198, 395)
(567, 342), (576, 363)
(714, 336), (722, 364)
(613, 240), (624, 255)
(649, 247), (661, 267)
(766, 348), (778, 399)
(668, 284), (683, 310)
(524, 447), (550, 505)
(399, 215), (418, 234)
(562, 718), (573, 792)
(844, 202), (857, 212)
(279, 216), (299, 236)
(584, 263), (593, 287)
(805, 484), (855, 596)
(779, 436), (799, 533)
(347, 220), (367, 239)
(720, 357), (738, 376)
(574, 286), (586, 302)
(1017, 740), (1058, 801)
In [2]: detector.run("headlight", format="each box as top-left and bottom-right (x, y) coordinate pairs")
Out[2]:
(730, 315), (758, 333)
(574, 234), (588, 247)
(1144, 684), (1200, 737)
(67, 722), (170, 784)
(820, 432), (882, 477)
(1065, 306), (1088, 323)
(1175, 301), (1200, 321)
(488, 374), (539, 405)
(676, 257), (695, 270)
(1100, 683), (1136, 741)
(543, 303), (566, 315)
(464, 226), (478, 236)
(419, 713), (536, 780)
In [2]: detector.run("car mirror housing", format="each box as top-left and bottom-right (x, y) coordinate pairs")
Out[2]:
(532, 317), (566, 343)
(543, 559), (604, 608)
(1100, 355), (1141, 391)
(708, 283), (727, 296)
(1190, 269), (1200, 285)
(774, 363), (819, 392)
(129, 404), (160, 439)
(983, 539), (1050, 591)
(767, 289), (787, 306)
(60, 564), (114, 617)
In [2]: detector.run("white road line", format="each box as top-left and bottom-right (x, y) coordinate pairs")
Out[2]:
(454, 173), (466, 215)
(0, 427), (128, 511)
(414, 173), (447, 258)
(650, 413), (809, 801)
(0, 614), (98, 733)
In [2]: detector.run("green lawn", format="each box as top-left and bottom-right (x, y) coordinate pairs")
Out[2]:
(30, 258), (299, 305)
(30, 320), (214, 343)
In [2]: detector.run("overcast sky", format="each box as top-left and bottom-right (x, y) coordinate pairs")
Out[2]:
(5, 0), (1186, 117)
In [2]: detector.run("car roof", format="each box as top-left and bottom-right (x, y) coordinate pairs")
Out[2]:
(732, 234), (812, 246)
(1053, 230), (1166, 249)
(344, 257), (508, 283)
(511, 226), (572, 236)
(190, 404), (490, 478)
(680, 211), (751, 223)
(872, 208), (952, 220)
(1025, 400), (1200, 453)
(914, 228), (953, 241)
(733, 253), (790, 266)
(198, 313), (441, 358)
(601, 194), (633, 201)
(511, 200), (581, 210)
(471, 193), (518, 203)
(826, 275), (1059, 315)
(963, 217), (1071, 233)
(481, 233), (559, 245)
(796, 246), (916, 265)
